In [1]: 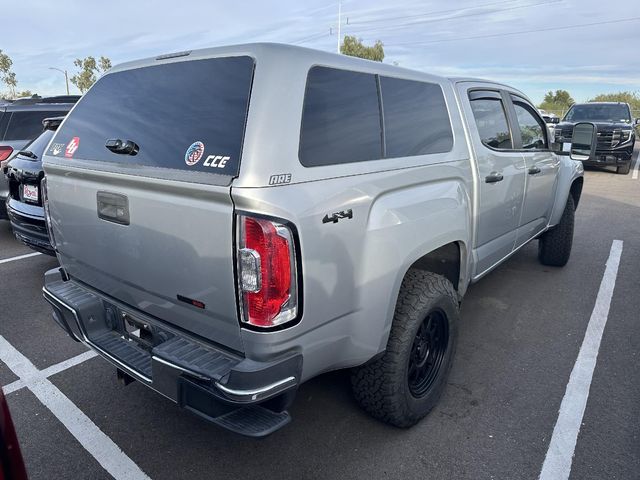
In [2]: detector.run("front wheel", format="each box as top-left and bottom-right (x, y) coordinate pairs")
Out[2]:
(617, 162), (631, 175)
(538, 195), (575, 267)
(351, 270), (459, 428)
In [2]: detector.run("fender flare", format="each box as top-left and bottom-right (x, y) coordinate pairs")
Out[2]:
(549, 157), (584, 227)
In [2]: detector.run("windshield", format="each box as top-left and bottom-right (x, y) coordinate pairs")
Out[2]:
(563, 104), (631, 123)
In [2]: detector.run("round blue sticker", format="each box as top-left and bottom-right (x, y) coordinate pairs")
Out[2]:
(185, 141), (205, 166)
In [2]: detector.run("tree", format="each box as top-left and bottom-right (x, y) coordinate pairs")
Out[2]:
(70, 56), (112, 93)
(0, 50), (17, 98)
(340, 36), (384, 62)
(539, 89), (574, 115)
(589, 91), (640, 115)
(16, 90), (36, 98)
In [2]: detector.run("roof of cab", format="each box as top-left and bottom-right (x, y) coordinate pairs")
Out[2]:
(107, 42), (451, 84)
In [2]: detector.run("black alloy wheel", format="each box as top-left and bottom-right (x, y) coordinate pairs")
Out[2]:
(407, 309), (448, 397)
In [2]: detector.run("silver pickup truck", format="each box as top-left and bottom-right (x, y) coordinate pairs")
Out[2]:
(41, 43), (589, 437)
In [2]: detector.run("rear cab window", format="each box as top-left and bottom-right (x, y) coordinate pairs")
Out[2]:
(299, 66), (453, 167)
(49, 56), (255, 177)
(380, 76), (453, 157)
(299, 67), (382, 167)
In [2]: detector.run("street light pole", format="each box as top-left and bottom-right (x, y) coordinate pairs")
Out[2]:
(337, 1), (341, 54)
(48, 67), (69, 95)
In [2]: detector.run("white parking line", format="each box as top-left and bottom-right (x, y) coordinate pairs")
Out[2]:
(0, 336), (150, 480)
(41, 349), (98, 378)
(3, 349), (97, 395)
(0, 252), (42, 265)
(632, 151), (640, 179)
(539, 239), (623, 480)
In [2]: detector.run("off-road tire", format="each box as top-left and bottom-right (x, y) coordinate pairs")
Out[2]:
(538, 195), (575, 267)
(351, 270), (459, 428)
(617, 162), (631, 175)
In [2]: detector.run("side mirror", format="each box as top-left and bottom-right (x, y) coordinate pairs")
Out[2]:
(550, 117), (560, 124)
(570, 122), (597, 161)
(635, 118), (640, 126)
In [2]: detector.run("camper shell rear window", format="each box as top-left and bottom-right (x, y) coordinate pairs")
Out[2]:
(49, 56), (255, 176)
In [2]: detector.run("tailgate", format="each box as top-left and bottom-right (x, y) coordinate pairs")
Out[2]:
(44, 164), (243, 351)
(41, 54), (256, 352)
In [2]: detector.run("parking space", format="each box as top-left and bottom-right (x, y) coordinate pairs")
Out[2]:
(1, 143), (638, 480)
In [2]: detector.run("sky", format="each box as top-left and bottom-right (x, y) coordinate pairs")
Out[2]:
(3, 0), (639, 105)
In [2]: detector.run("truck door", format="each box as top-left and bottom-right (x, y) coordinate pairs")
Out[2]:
(505, 94), (560, 246)
(459, 87), (526, 276)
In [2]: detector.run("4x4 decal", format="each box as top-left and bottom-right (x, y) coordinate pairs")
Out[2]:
(322, 209), (353, 224)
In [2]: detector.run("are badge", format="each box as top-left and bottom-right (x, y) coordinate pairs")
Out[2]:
(185, 141), (205, 166)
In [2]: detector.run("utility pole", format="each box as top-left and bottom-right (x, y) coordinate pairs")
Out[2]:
(337, 1), (342, 54)
(49, 67), (69, 95)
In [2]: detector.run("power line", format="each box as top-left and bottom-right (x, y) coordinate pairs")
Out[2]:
(390, 16), (640, 46)
(292, 0), (531, 47)
(344, 0), (517, 26)
(343, 0), (560, 35)
(291, 31), (329, 45)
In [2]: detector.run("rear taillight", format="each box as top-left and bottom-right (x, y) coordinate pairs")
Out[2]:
(0, 145), (13, 162)
(237, 215), (299, 328)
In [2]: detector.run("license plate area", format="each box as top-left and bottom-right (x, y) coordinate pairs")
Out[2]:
(120, 311), (156, 350)
(23, 184), (39, 203)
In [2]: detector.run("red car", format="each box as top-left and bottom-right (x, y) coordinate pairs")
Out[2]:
(0, 389), (27, 480)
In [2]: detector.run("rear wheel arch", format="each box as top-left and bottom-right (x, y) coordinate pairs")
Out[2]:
(406, 241), (465, 292)
(371, 240), (467, 355)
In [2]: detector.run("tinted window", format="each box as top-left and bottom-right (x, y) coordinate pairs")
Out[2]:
(511, 99), (546, 149)
(300, 66), (382, 167)
(50, 56), (254, 175)
(469, 96), (513, 149)
(380, 77), (452, 157)
(17, 129), (55, 159)
(0, 112), (8, 139)
(4, 111), (66, 141)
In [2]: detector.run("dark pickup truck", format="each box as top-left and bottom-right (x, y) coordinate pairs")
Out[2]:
(554, 102), (637, 174)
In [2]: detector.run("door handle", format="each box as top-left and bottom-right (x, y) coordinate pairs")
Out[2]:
(528, 166), (541, 175)
(485, 172), (504, 183)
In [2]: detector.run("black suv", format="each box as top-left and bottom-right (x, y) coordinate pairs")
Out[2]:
(5, 116), (65, 255)
(0, 96), (80, 218)
(554, 102), (637, 174)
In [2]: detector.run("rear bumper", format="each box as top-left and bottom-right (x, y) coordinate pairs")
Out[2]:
(42, 269), (302, 437)
(6, 199), (54, 255)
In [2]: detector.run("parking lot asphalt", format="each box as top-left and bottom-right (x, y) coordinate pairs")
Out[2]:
(1, 143), (638, 480)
